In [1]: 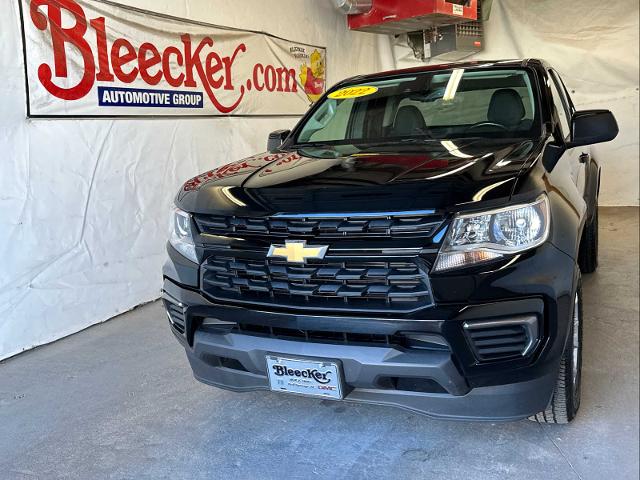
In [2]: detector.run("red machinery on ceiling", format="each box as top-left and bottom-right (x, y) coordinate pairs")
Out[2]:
(334, 0), (484, 60)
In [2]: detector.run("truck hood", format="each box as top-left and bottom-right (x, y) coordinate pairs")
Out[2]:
(176, 138), (544, 215)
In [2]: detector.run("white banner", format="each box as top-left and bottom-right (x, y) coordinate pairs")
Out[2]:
(19, 0), (327, 116)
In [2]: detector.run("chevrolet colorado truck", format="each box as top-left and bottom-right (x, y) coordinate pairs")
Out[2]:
(163, 59), (618, 422)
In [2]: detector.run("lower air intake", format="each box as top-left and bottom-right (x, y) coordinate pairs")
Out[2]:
(463, 316), (539, 362)
(164, 299), (186, 335)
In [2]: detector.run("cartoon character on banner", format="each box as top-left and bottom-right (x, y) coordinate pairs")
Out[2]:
(299, 49), (325, 103)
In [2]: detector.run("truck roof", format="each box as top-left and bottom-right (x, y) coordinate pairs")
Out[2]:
(340, 59), (546, 85)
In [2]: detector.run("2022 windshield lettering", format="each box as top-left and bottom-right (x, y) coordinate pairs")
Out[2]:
(28, 0), (299, 113)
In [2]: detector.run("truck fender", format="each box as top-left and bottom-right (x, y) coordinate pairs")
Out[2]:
(583, 156), (600, 223)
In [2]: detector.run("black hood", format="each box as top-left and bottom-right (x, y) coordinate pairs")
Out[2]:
(176, 138), (544, 215)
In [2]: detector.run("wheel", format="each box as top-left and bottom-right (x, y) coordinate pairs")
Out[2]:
(530, 279), (583, 424)
(579, 207), (599, 274)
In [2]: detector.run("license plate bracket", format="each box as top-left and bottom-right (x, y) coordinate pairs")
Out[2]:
(266, 355), (343, 400)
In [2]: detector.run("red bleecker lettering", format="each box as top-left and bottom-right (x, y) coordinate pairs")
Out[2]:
(253, 64), (265, 91)
(90, 17), (114, 81)
(222, 43), (246, 91)
(111, 38), (138, 83)
(29, 0), (95, 100)
(181, 34), (212, 88)
(276, 67), (297, 93)
(264, 65), (277, 91)
(181, 34), (246, 114)
(205, 51), (224, 89)
(162, 46), (185, 87)
(138, 43), (162, 85)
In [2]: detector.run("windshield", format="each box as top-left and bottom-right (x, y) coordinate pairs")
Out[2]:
(295, 68), (540, 145)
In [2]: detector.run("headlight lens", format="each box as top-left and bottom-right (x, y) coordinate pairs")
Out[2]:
(169, 206), (197, 263)
(434, 195), (550, 272)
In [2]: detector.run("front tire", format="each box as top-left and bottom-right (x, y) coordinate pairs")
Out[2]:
(530, 279), (583, 424)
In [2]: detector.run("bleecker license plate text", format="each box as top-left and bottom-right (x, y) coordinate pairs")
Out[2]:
(266, 356), (343, 400)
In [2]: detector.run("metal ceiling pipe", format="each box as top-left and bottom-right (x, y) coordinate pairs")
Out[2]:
(333, 0), (372, 15)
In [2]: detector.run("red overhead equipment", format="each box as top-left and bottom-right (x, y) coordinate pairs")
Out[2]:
(347, 0), (478, 34)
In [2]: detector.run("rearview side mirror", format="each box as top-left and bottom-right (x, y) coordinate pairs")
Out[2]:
(568, 110), (618, 148)
(267, 129), (291, 152)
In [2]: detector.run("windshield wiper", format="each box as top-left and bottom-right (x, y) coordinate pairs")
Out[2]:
(292, 142), (341, 148)
(397, 137), (432, 143)
(291, 137), (438, 150)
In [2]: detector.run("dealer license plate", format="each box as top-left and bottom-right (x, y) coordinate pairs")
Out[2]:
(266, 356), (343, 400)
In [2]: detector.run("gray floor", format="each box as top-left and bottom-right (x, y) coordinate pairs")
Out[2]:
(1, 207), (638, 480)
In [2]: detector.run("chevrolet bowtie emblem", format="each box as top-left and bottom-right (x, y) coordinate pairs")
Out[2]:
(267, 240), (328, 264)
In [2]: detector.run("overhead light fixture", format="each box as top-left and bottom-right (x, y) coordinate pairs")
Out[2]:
(333, 0), (372, 14)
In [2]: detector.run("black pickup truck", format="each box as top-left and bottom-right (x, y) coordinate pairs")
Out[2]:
(163, 59), (618, 422)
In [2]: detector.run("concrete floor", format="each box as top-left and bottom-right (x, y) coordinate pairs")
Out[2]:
(1, 207), (638, 480)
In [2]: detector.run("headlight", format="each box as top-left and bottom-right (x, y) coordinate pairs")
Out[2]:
(434, 195), (550, 272)
(169, 206), (197, 263)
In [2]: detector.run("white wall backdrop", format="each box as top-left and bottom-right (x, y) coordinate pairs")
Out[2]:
(0, 0), (391, 360)
(392, 0), (639, 206)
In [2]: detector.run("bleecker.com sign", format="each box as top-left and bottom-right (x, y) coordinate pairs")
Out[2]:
(20, 0), (327, 116)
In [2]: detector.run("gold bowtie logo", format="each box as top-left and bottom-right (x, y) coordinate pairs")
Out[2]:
(267, 240), (328, 264)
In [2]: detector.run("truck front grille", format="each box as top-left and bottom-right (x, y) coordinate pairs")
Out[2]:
(201, 251), (434, 313)
(194, 211), (442, 239)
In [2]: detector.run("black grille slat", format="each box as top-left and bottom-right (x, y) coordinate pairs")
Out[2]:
(318, 220), (341, 232)
(335, 269), (366, 280)
(194, 213), (441, 239)
(475, 345), (526, 356)
(203, 277), (231, 288)
(317, 284), (341, 296)
(335, 285), (367, 297)
(316, 267), (341, 278)
(472, 335), (527, 347)
(466, 326), (523, 339)
(197, 216), (228, 230)
(201, 253), (433, 313)
(367, 219), (393, 231)
(366, 285), (392, 297)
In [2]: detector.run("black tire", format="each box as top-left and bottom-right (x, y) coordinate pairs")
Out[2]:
(579, 207), (598, 274)
(530, 279), (583, 424)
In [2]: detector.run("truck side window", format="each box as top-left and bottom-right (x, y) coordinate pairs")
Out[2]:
(548, 70), (572, 141)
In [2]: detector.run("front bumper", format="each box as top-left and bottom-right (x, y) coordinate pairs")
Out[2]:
(163, 239), (577, 421)
(185, 325), (557, 421)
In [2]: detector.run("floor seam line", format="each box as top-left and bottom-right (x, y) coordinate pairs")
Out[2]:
(537, 421), (584, 480)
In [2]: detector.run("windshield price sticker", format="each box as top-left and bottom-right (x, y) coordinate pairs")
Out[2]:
(328, 86), (378, 99)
